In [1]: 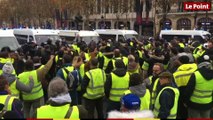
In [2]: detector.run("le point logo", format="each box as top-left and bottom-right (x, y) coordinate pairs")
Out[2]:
(184, 2), (211, 11)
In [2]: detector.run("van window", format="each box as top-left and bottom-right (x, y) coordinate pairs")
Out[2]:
(99, 34), (116, 42)
(0, 37), (20, 51)
(124, 34), (137, 40)
(118, 35), (125, 43)
(77, 36), (100, 45)
(61, 36), (75, 44)
(194, 35), (203, 43)
(29, 36), (34, 42)
(15, 35), (28, 45)
(162, 35), (191, 42)
(35, 35), (61, 45)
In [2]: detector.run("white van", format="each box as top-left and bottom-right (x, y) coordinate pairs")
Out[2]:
(58, 30), (100, 45)
(95, 29), (138, 43)
(13, 29), (61, 45)
(159, 30), (211, 43)
(0, 30), (20, 51)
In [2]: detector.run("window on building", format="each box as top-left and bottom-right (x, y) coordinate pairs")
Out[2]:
(197, 18), (213, 34)
(177, 18), (191, 30)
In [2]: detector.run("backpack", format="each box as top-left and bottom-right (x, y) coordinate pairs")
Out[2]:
(63, 68), (81, 91)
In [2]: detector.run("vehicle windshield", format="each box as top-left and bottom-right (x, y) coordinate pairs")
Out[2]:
(124, 34), (138, 40)
(76, 36), (100, 45)
(0, 37), (20, 51)
(203, 34), (211, 40)
(35, 35), (61, 45)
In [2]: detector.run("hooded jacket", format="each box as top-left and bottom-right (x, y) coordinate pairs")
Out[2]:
(184, 67), (213, 110)
(105, 68), (127, 98)
(2, 73), (34, 93)
(107, 110), (154, 118)
(129, 84), (146, 98)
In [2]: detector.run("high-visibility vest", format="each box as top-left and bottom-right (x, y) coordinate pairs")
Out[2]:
(173, 63), (197, 87)
(103, 55), (111, 70)
(0, 95), (16, 111)
(128, 66), (140, 75)
(72, 44), (80, 54)
(83, 68), (106, 99)
(142, 61), (149, 71)
(18, 70), (43, 100)
(144, 43), (151, 51)
(62, 66), (74, 80)
(109, 73), (129, 102)
(124, 89), (151, 110)
(9, 80), (19, 98)
(77, 64), (85, 91)
(137, 50), (143, 59)
(55, 55), (63, 63)
(151, 78), (159, 110)
(37, 104), (79, 119)
(85, 52), (91, 62)
(179, 43), (185, 48)
(154, 86), (179, 119)
(190, 71), (213, 104)
(112, 57), (128, 70)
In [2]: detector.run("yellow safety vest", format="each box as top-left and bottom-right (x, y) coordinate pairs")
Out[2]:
(142, 61), (149, 71)
(112, 57), (128, 70)
(72, 44), (80, 54)
(154, 86), (179, 119)
(9, 80), (19, 98)
(62, 66), (74, 80)
(0, 95), (16, 111)
(85, 52), (91, 62)
(18, 70), (43, 100)
(109, 73), (129, 102)
(124, 89), (151, 110)
(144, 43), (151, 51)
(179, 43), (185, 48)
(173, 63), (197, 87)
(55, 55), (63, 63)
(151, 78), (159, 110)
(37, 104), (79, 119)
(103, 55), (111, 70)
(83, 68), (106, 99)
(190, 71), (213, 104)
(77, 64), (85, 91)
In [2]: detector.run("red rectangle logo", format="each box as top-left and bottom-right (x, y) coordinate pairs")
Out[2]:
(184, 2), (211, 11)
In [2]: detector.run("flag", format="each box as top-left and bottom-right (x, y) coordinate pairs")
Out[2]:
(135, 0), (143, 25)
(145, 0), (151, 23)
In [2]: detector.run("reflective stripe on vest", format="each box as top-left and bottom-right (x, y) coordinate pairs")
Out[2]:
(10, 80), (19, 98)
(18, 70), (43, 100)
(124, 89), (151, 110)
(0, 95), (15, 111)
(154, 86), (179, 119)
(190, 71), (213, 104)
(62, 66), (74, 80)
(173, 63), (197, 87)
(151, 78), (159, 110)
(109, 73), (129, 102)
(83, 68), (106, 99)
(37, 104), (79, 119)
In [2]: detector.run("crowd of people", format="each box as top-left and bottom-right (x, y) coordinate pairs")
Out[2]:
(0, 36), (212, 119)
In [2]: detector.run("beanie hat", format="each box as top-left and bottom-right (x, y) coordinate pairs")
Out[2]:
(2, 62), (14, 74)
(121, 94), (141, 110)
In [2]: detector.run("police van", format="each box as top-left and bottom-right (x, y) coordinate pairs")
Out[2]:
(159, 30), (211, 43)
(58, 30), (100, 45)
(13, 29), (61, 45)
(95, 29), (138, 43)
(0, 30), (20, 51)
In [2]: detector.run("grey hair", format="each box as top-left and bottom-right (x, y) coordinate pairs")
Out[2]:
(48, 77), (69, 98)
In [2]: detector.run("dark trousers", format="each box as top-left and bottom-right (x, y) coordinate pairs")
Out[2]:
(106, 99), (121, 117)
(82, 97), (104, 119)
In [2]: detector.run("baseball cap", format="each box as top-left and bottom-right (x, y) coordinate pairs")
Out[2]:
(121, 94), (141, 110)
(159, 71), (173, 79)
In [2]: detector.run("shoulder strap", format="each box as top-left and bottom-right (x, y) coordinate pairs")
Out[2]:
(65, 106), (73, 118)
